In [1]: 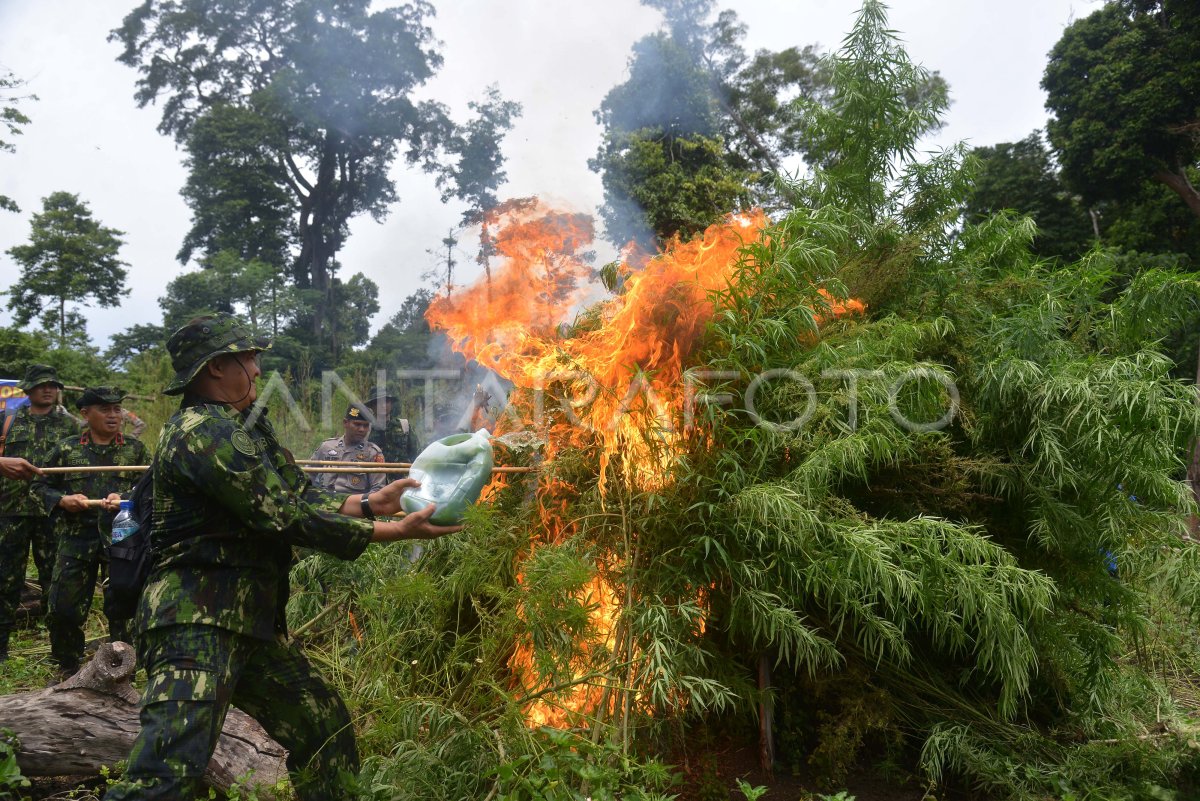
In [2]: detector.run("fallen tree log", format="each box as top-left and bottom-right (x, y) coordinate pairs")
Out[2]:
(0, 641), (288, 796)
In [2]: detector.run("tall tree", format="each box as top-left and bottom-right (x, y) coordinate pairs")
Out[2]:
(425, 229), (459, 297)
(5, 192), (128, 348)
(438, 86), (522, 292)
(0, 70), (35, 213)
(158, 250), (291, 335)
(329, 269), (380, 350)
(966, 132), (1200, 261)
(0, 326), (53, 378)
(359, 293), (434, 366)
(591, 0), (830, 247)
(111, 0), (516, 358)
(439, 87), (522, 218)
(596, 131), (749, 245)
(1043, 0), (1200, 220)
(964, 132), (1096, 261)
(159, 269), (235, 332)
(1101, 177), (1200, 255)
(105, 323), (167, 368)
(177, 103), (295, 267)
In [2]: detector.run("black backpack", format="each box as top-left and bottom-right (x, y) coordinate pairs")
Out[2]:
(104, 459), (156, 622)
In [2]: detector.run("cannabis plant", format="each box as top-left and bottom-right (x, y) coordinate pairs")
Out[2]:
(299, 3), (1200, 799)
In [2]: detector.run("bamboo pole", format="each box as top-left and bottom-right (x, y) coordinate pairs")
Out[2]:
(72, 497), (411, 516)
(296, 459), (412, 468)
(38, 465), (538, 475)
(304, 466), (536, 474)
(40, 466), (150, 474)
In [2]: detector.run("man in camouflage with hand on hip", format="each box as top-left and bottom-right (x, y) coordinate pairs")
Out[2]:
(0, 364), (79, 661)
(367, 388), (419, 463)
(105, 313), (462, 800)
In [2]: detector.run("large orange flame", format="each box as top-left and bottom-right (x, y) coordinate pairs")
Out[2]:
(426, 201), (863, 728)
(428, 203), (783, 490)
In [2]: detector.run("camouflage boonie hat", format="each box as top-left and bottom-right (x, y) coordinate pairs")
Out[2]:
(163, 313), (271, 395)
(19, 364), (64, 391)
(75, 386), (127, 409)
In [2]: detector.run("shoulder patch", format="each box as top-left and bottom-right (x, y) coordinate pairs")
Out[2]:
(231, 430), (257, 457)
(178, 408), (211, 434)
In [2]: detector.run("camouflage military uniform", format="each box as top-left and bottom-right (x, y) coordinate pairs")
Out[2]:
(309, 435), (387, 494)
(0, 371), (79, 650)
(32, 429), (147, 670)
(377, 416), (418, 463)
(365, 389), (419, 482)
(105, 314), (374, 801)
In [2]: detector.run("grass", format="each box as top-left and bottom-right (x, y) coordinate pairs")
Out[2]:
(0, 578), (136, 697)
(0, 622), (55, 697)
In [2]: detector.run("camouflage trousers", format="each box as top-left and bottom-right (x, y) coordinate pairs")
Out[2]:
(47, 526), (131, 670)
(103, 624), (359, 800)
(0, 515), (58, 634)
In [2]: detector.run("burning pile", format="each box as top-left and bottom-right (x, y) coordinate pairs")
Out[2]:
(426, 199), (864, 727)
(431, 202), (801, 488)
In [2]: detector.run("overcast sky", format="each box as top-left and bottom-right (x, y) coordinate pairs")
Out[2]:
(0, 0), (1099, 350)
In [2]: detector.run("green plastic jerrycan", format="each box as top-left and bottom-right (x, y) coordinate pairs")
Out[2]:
(400, 428), (494, 525)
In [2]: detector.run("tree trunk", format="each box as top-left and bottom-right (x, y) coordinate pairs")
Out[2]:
(294, 200), (313, 290)
(1153, 167), (1200, 221)
(480, 220), (493, 304)
(757, 652), (775, 778)
(302, 132), (341, 350)
(0, 641), (288, 796)
(446, 230), (456, 296)
(59, 295), (66, 349)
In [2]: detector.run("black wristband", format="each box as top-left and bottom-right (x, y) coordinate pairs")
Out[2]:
(360, 493), (376, 520)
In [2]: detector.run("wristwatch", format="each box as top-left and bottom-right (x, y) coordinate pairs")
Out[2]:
(360, 493), (376, 520)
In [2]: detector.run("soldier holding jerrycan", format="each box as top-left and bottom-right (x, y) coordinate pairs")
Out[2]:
(104, 313), (462, 801)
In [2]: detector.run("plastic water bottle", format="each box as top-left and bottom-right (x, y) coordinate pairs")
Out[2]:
(400, 428), (494, 525)
(112, 500), (138, 544)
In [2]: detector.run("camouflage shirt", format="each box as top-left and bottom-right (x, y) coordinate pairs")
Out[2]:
(0, 406), (80, 517)
(139, 401), (373, 641)
(376, 418), (419, 464)
(32, 432), (148, 536)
